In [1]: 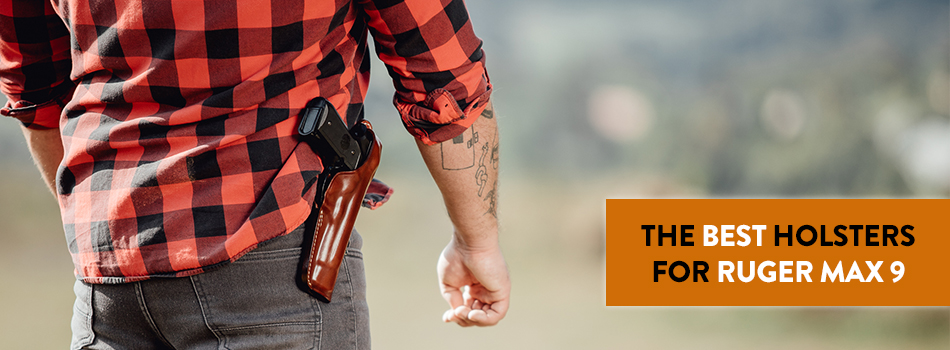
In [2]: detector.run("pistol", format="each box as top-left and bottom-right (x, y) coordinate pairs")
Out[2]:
(298, 97), (381, 302)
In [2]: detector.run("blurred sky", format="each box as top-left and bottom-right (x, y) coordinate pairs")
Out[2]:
(0, 0), (948, 348)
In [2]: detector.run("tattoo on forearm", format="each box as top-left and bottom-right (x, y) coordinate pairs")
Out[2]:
(475, 141), (489, 196)
(440, 128), (477, 170)
(484, 180), (497, 218)
(480, 105), (494, 119)
(435, 103), (498, 217)
(475, 128), (498, 217)
(439, 103), (493, 170)
(490, 135), (499, 170)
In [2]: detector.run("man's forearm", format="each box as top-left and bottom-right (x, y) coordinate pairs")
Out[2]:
(20, 125), (64, 196)
(418, 101), (509, 326)
(415, 102), (500, 248)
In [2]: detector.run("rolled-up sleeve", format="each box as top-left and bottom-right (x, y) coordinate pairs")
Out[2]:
(0, 0), (75, 130)
(361, 0), (492, 145)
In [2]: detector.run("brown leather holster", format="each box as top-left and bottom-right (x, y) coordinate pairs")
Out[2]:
(301, 120), (381, 302)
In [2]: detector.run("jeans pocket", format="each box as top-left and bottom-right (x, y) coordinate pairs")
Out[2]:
(342, 252), (370, 348)
(70, 280), (95, 349)
(316, 234), (371, 350)
(190, 247), (321, 350)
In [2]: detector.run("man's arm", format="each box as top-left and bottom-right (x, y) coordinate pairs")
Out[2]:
(20, 125), (64, 196)
(1, 0), (72, 196)
(415, 101), (509, 327)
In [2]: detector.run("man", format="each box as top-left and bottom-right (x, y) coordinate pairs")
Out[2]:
(1, 0), (509, 348)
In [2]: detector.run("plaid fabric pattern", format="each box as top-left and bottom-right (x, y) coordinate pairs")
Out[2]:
(1, 0), (491, 283)
(0, 0), (75, 129)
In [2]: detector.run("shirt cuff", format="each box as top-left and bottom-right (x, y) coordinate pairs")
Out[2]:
(395, 83), (492, 146)
(362, 178), (394, 210)
(1, 90), (72, 130)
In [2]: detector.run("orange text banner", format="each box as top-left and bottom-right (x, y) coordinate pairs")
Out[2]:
(606, 199), (949, 306)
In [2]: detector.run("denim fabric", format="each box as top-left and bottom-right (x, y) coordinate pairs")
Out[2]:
(70, 226), (370, 350)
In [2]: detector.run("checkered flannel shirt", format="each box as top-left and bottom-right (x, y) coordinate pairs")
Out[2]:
(0, 0), (491, 283)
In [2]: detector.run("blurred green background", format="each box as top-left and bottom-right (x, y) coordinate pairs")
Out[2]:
(1, 0), (948, 348)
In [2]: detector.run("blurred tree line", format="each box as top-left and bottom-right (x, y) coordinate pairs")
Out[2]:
(408, 0), (948, 197)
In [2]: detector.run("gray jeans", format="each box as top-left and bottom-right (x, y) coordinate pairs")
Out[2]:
(70, 226), (370, 350)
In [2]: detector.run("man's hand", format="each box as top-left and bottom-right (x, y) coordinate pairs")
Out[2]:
(438, 235), (510, 326)
(415, 100), (509, 326)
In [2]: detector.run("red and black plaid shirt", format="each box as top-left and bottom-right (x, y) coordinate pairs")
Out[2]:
(0, 0), (491, 283)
